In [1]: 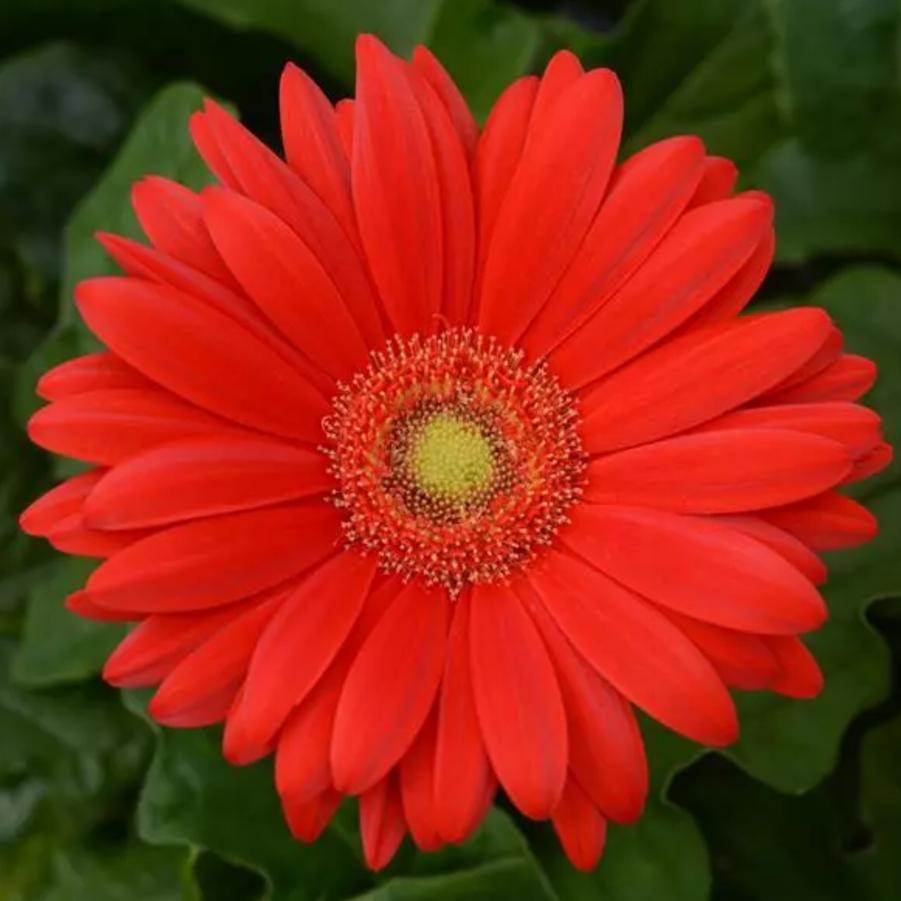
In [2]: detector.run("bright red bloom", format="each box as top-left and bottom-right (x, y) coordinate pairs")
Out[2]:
(22, 36), (890, 871)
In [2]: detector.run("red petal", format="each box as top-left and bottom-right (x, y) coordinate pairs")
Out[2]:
(275, 576), (404, 803)
(359, 773), (406, 871)
(202, 187), (369, 379)
(20, 469), (103, 537)
(520, 582), (647, 823)
(86, 504), (340, 612)
(470, 581), (567, 819)
(760, 491), (877, 550)
(478, 69), (623, 344)
(66, 590), (133, 621)
(46, 512), (148, 558)
(400, 708), (444, 851)
(97, 233), (330, 393)
(434, 592), (495, 843)
(523, 135), (705, 357)
(713, 514), (827, 585)
(36, 352), (151, 401)
(585, 430), (850, 513)
(697, 402), (882, 459)
(528, 549), (738, 746)
(765, 354), (877, 404)
(102, 604), (240, 687)
(190, 100), (385, 348)
(76, 277), (328, 442)
(765, 636), (824, 698)
(686, 156), (738, 207)
(85, 435), (330, 529)
(412, 46), (478, 157)
(27, 389), (234, 466)
(565, 505), (826, 634)
(131, 176), (236, 286)
(661, 610), (779, 691)
(332, 581), (449, 794)
(551, 778), (607, 872)
(473, 76), (538, 272)
(282, 787), (342, 843)
(579, 308), (833, 454)
(410, 65), (476, 326)
(335, 99), (354, 157)
(847, 441), (893, 482)
(149, 593), (283, 727)
(223, 552), (376, 763)
(551, 195), (772, 387)
(684, 230), (775, 328)
(280, 63), (355, 235)
(353, 35), (443, 335)
(529, 51), (584, 125)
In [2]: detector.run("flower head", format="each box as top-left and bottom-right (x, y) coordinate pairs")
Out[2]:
(21, 35), (890, 871)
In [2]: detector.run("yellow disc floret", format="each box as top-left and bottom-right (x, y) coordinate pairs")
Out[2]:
(410, 413), (495, 502)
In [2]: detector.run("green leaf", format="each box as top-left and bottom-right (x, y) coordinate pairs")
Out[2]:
(755, 0), (901, 260)
(14, 80), (216, 426)
(12, 557), (123, 688)
(176, 0), (539, 118)
(726, 267), (901, 791)
(123, 690), (373, 901)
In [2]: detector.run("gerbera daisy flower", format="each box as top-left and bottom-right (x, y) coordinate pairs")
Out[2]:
(21, 35), (890, 871)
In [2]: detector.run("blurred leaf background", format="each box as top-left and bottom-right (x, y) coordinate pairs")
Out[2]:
(1, 0), (899, 898)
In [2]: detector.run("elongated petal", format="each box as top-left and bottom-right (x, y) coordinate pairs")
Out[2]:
(102, 604), (240, 687)
(410, 67), (475, 325)
(353, 35), (443, 334)
(713, 514), (827, 585)
(400, 709), (443, 851)
(529, 549), (738, 746)
(149, 593), (283, 727)
(203, 187), (369, 378)
(45, 512), (147, 558)
(332, 581), (449, 794)
(765, 636), (824, 698)
(86, 504), (340, 612)
(479, 69), (622, 344)
(687, 156), (738, 207)
(359, 774), (406, 871)
(434, 592), (495, 843)
(36, 352), (151, 401)
(275, 576), (404, 803)
(761, 491), (877, 550)
(520, 582), (647, 823)
(564, 505), (826, 634)
(85, 435), (330, 529)
(579, 308), (833, 454)
(76, 277), (328, 442)
(765, 354), (877, 404)
(131, 176), (235, 285)
(412, 46), (478, 156)
(20, 470), (104, 537)
(552, 779), (607, 872)
(224, 552), (376, 763)
(283, 788), (342, 843)
(685, 230), (775, 327)
(585, 430), (850, 513)
(470, 582), (567, 819)
(191, 100), (385, 347)
(524, 135), (705, 357)
(661, 609), (779, 690)
(280, 62), (355, 234)
(551, 195), (772, 387)
(473, 76), (537, 268)
(28, 389), (233, 466)
(697, 402), (882, 459)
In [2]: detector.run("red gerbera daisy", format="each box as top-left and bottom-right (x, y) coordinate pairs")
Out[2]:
(21, 36), (891, 871)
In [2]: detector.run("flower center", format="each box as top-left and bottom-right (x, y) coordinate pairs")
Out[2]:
(410, 413), (494, 502)
(324, 330), (585, 594)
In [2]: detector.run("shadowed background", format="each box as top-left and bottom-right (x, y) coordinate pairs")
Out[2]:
(1, 1), (899, 899)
